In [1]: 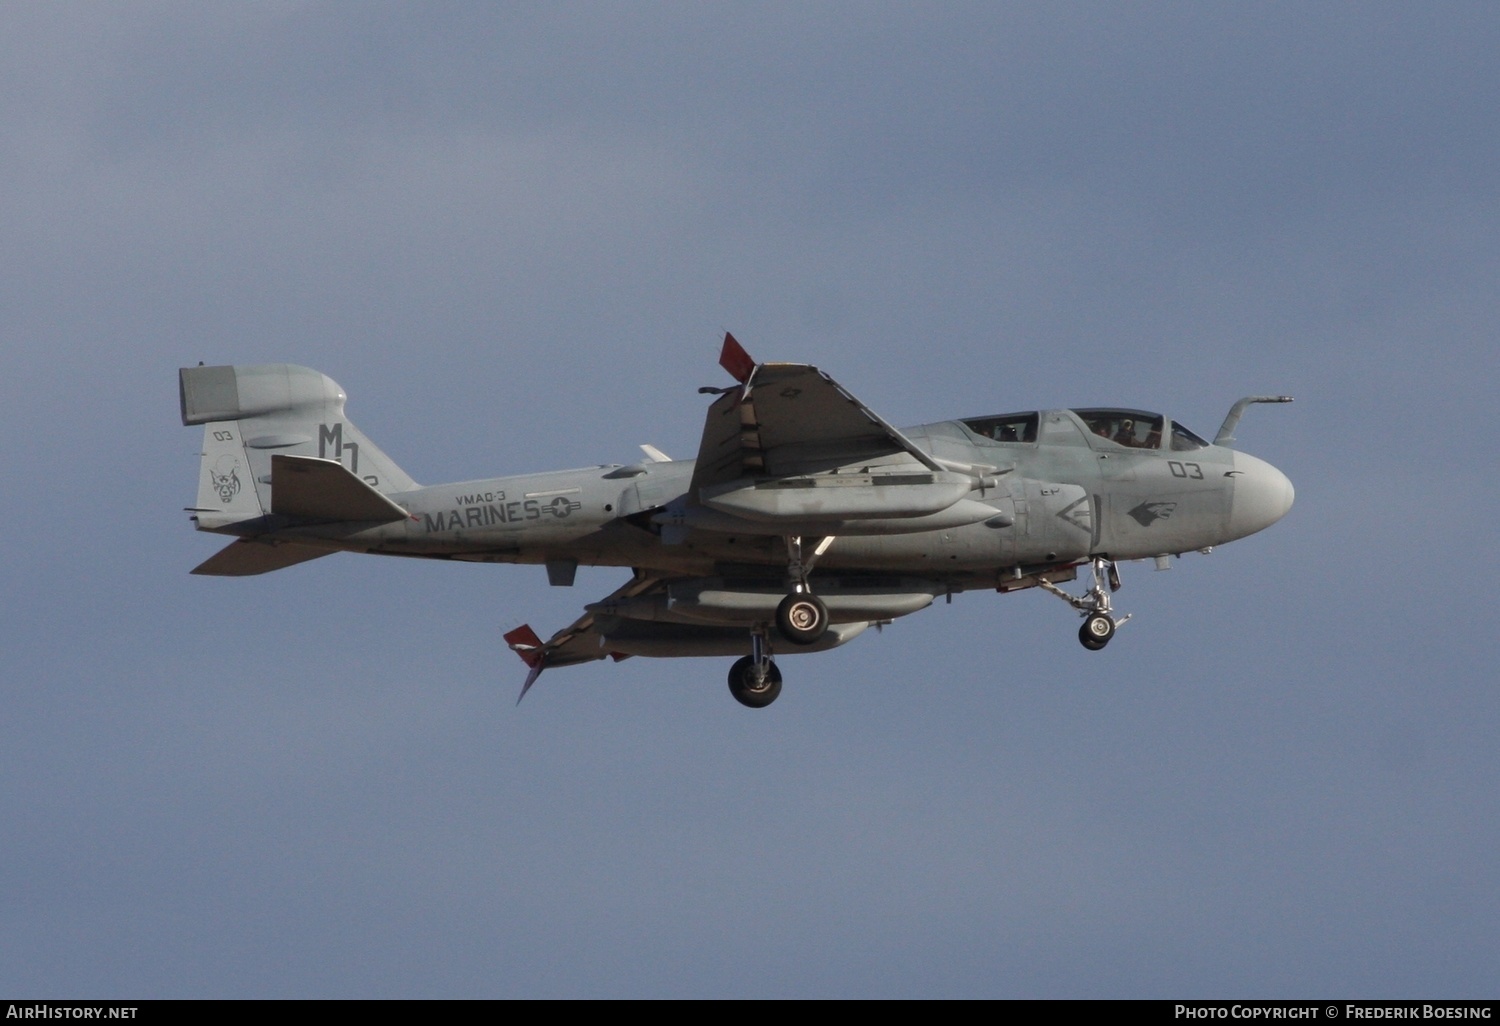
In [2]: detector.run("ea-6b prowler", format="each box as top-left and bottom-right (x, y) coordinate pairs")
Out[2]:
(179, 334), (1294, 708)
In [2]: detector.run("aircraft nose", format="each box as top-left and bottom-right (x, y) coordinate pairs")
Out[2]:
(1229, 452), (1294, 539)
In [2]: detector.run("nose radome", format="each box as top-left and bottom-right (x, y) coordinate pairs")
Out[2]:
(1229, 452), (1294, 539)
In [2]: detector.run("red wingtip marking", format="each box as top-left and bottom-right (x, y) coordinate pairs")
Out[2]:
(504, 624), (545, 668)
(719, 332), (756, 384)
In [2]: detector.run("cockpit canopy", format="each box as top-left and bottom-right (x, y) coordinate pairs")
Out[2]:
(959, 412), (1038, 444)
(1073, 408), (1162, 449)
(1074, 408), (1209, 451)
(1168, 421), (1210, 451)
(961, 409), (1211, 451)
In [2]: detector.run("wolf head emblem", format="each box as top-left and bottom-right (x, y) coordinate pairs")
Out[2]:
(210, 455), (242, 504)
(1128, 501), (1177, 527)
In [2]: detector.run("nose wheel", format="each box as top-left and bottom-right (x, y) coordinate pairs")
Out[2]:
(1079, 613), (1115, 650)
(1038, 557), (1131, 651)
(729, 625), (782, 708)
(728, 655), (782, 707)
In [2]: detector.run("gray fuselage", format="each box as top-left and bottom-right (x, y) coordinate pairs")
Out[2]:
(247, 406), (1293, 596)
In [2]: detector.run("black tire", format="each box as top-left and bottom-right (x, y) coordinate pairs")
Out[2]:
(776, 593), (829, 646)
(728, 655), (783, 708)
(1079, 614), (1114, 651)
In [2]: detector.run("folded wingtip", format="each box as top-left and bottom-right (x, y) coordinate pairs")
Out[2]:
(505, 624), (549, 704)
(516, 662), (545, 705)
(503, 624), (545, 667)
(719, 332), (756, 384)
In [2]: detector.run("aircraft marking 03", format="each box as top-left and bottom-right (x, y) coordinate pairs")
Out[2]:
(178, 335), (1294, 708)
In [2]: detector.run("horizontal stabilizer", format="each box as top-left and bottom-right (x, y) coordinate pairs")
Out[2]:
(271, 455), (410, 522)
(191, 538), (333, 576)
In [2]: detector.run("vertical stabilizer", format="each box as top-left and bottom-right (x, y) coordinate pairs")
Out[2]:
(181, 364), (417, 532)
(192, 421), (264, 528)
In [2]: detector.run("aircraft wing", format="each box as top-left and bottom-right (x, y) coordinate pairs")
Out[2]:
(503, 571), (665, 702)
(689, 333), (942, 497)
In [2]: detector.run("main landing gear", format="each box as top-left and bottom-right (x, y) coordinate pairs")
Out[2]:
(728, 625), (782, 708)
(730, 535), (839, 706)
(776, 592), (828, 646)
(776, 535), (834, 646)
(1038, 556), (1131, 651)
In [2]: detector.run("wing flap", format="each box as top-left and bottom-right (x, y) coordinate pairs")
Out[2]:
(270, 454), (410, 522)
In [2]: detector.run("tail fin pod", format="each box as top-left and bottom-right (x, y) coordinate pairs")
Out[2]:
(181, 364), (417, 530)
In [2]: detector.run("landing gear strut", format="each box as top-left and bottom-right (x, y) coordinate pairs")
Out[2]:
(728, 625), (782, 708)
(1038, 557), (1131, 651)
(776, 535), (833, 646)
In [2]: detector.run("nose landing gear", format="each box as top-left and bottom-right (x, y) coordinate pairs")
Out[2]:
(1038, 557), (1131, 651)
(729, 624), (782, 708)
(1079, 613), (1115, 650)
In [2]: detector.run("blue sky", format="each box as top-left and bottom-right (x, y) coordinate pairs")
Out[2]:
(2, 2), (1496, 997)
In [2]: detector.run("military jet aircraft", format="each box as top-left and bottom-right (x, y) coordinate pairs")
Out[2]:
(179, 334), (1293, 708)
